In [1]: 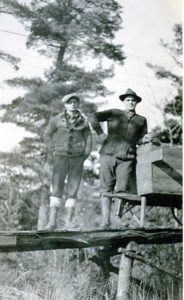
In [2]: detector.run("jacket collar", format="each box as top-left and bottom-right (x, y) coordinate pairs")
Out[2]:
(124, 110), (136, 119)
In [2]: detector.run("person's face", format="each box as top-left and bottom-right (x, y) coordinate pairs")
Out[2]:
(64, 97), (79, 112)
(123, 96), (137, 111)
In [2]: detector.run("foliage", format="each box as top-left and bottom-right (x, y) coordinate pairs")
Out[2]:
(0, 246), (182, 300)
(0, 4), (182, 300)
(0, 0), (125, 231)
(147, 23), (182, 145)
(0, 50), (20, 70)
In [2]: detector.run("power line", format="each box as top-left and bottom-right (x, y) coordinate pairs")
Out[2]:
(0, 29), (27, 37)
(0, 28), (177, 64)
(0, 48), (42, 59)
(19, 63), (48, 70)
(127, 53), (172, 64)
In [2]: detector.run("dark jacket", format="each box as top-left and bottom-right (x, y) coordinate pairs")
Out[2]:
(43, 111), (92, 157)
(89, 109), (147, 160)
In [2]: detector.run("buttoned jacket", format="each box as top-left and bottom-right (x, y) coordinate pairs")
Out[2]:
(43, 112), (92, 157)
(89, 109), (147, 160)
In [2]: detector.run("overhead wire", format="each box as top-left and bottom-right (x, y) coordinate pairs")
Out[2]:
(0, 28), (176, 64)
(0, 28), (177, 93)
(0, 29), (27, 37)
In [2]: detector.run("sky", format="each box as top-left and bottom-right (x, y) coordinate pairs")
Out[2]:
(0, 0), (182, 151)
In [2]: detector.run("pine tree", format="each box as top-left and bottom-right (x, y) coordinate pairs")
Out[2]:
(0, 0), (125, 229)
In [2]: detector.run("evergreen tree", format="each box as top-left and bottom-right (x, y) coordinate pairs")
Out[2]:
(0, 0), (125, 229)
(147, 23), (182, 145)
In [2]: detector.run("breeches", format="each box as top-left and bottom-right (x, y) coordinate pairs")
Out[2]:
(100, 155), (136, 194)
(51, 155), (84, 199)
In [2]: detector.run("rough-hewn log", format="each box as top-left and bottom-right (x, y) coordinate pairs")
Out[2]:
(117, 242), (137, 300)
(0, 228), (182, 252)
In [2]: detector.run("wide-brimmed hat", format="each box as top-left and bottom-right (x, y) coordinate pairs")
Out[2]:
(62, 93), (80, 104)
(119, 88), (142, 103)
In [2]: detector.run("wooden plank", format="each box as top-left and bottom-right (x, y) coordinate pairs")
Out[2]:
(152, 164), (182, 194)
(104, 192), (141, 202)
(137, 143), (182, 156)
(136, 145), (182, 195)
(137, 175), (182, 195)
(137, 144), (182, 167)
(103, 192), (182, 208)
(136, 164), (152, 179)
(145, 194), (182, 209)
(137, 149), (163, 164)
(137, 159), (181, 170)
(0, 228), (182, 252)
(136, 177), (153, 195)
(137, 143), (161, 155)
(140, 197), (147, 227)
(0, 235), (16, 248)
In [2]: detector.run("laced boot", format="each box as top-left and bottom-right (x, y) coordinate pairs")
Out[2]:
(64, 206), (76, 229)
(100, 197), (111, 229)
(45, 206), (58, 230)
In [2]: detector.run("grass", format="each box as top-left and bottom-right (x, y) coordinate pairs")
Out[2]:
(0, 254), (182, 300)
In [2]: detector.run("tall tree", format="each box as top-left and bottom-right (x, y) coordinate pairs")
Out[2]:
(0, 0), (125, 229)
(147, 23), (182, 145)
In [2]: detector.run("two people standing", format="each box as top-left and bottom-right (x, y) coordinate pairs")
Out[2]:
(43, 89), (152, 229)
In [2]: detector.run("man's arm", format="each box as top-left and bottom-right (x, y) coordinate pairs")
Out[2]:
(89, 109), (119, 135)
(83, 126), (93, 158)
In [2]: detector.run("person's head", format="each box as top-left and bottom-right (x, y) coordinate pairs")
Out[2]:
(119, 88), (141, 111)
(62, 93), (80, 113)
(123, 96), (137, 111)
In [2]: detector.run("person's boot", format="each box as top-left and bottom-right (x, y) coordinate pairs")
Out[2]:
(45, 206), (58, 230)
(111, 199), (124, 228)
(100, 197), (111, 229)
(64, 206), (76, 229)
(64, 198), (77, 229)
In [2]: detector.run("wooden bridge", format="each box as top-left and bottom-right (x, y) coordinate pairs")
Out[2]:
(0, 227), (182, 253)
(0, 143), (182, 300)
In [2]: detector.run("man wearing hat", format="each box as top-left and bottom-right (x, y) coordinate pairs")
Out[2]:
(89, 88), (152, 228)
(43, 93), (92, 229)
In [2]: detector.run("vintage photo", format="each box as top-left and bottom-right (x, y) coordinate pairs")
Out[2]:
(0, 0), (182, 299)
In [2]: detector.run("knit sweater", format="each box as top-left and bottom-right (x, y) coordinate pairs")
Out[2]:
(43, 110), (92, 157)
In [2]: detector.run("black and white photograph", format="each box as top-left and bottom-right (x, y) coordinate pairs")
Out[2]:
(0, 0), (182, 299)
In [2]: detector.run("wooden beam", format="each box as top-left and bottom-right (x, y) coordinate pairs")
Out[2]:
(104, 192), (182, 209)
(117, 242), (137, 300)
(0, 228), (182, 252)
(140, 196), (147, 227)
(104, 192), (141, 202)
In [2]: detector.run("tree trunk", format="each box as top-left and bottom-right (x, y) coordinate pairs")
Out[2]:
(56, 41), (67, 69)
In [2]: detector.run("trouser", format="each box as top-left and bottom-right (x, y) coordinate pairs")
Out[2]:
(49, 155), (85, 208)
(99, 155), (136, 194)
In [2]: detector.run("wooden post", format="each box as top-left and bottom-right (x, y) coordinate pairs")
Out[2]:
(37, 183), (49, 230)
(140, 196), (146, 227)
(117, 242), (137, 300)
